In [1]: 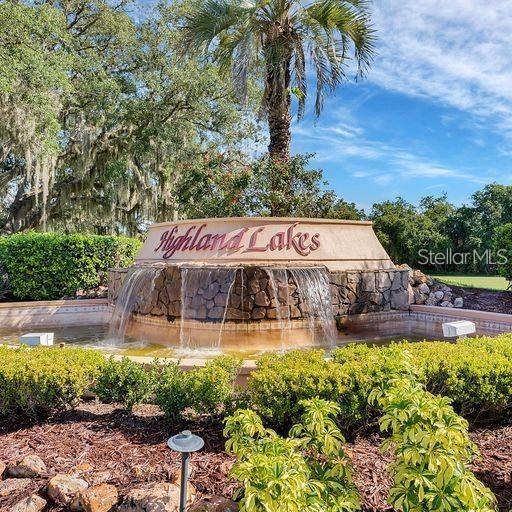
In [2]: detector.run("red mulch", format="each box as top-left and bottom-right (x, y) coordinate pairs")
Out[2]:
(0, 403), (511, 511)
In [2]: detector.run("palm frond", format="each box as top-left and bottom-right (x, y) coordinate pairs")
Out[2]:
(181, 0), (251, 52)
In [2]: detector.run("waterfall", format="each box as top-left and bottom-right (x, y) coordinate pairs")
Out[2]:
(266, 268), (292, 351)
(108, 266), (160, 342)
(179, 266), (239, 349)
(289, 267), (337, 347)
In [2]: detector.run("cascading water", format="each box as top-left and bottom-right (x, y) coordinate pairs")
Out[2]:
(289, 267), (337, 347)
(179, 266), (239, 350)
(108, 266), (160, 342)
(266, 268), (292, 351)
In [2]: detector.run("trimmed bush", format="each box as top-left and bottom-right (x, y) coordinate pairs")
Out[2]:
(0, 346), (104, 418)
(155, 356), (242, 420)
(248, 336), (512, 430)
(247, 350), (347, 429)
(94, 357), (157, 411)
(0, 232), (141, 300)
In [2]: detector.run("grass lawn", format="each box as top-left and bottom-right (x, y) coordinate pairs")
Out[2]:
(430, 272), (509, 291)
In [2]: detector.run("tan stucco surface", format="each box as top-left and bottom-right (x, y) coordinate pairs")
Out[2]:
(136, 217), (394, 271)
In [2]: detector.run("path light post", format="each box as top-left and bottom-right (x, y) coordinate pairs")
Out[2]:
(167, 430), (204, 512)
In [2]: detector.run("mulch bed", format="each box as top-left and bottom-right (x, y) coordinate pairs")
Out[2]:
(1, 402), (511, 511)
(450, 284), (512, 314)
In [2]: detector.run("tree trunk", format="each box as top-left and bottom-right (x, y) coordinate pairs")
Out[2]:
(265, 54), (292, 161)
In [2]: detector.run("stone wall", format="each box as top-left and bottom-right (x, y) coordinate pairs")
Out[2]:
(108, 265), (410, 324)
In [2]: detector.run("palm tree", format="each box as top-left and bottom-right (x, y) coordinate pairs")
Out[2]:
(182, 0), (375, 161)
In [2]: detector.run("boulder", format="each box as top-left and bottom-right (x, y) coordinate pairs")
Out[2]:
(418, 283), (430, 295)
(71, 483), (118, 512)
(118, 482), (181, 512)
(11, 494), (47, 512)
(454, 297), (464, 308)
(0, 478), (32, 497)
(440, 301), (454, 308)
(434, 290), (445, 301)
(48, 474), (89, 504)
(0, 460), (5, 479)
(8, 455), (47, 478)
(189, 496), (239, 512)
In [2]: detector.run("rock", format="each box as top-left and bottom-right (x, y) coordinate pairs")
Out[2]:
(86, 471), (112, 487)
(203, 283), (220, 301)
(454, 297), (464, 308)
(254, 291), (270, 307)
(0, 460), (5, 479)
(413, 289), (427, 305)
(418, 283), (430, 295)
(8, 455), (47, 478)
(226, 308), (250, 320)
(71, 483), (118, 512)
(376, 272), (392, 291)
(390, 273), (404, 291)
(443, 291), (453, 301)
(48, 474), (89, 504)
(0, 478), (32, 497)
(207, 306), (225, 320)
(214, 293), (229, 307)
(440, 301), (454, 308)
(247, 279), (261, 294)
(266, 306), (289, 319)
(434, 290), (445, 301)
(390, 290), (410, 310)
(251, 307), (267, 320)
(189, 496), (239, 512)
(361, 272), (376, 292)
(10, 494), (47, 512)
(289, 305), (301, 319)
(118, 482), (182, 512)
(228, 293), (241, 309)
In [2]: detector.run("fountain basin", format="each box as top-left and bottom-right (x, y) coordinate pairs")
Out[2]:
(108, 217), (412, 350)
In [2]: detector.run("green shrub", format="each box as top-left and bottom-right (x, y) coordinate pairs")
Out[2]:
(0, 346), (104, 418)
(407, 338), (512, 416)
(247, 350), (346, 428)
(190, 356), (242, 416)
(155, 361), (192, 421)
(224, 399), (360, 512)
(369, 353), (496, 512)
(94, 357), (156, 411)
(155, 356), (242, 420)
(0, 232), (141, 300)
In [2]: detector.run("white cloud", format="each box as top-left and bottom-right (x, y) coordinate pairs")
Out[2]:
(371, 0), (512, 137)
(294, 123), (495, 185)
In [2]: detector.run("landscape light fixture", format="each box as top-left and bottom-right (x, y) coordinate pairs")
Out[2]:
(167, 430), (204, 512)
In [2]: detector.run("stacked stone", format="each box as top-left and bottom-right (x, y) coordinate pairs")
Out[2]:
(109, 265), (411, 323)
(330, 269), (409, 315)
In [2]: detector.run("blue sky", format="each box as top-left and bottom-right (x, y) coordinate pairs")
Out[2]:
(136, 0), (512, 212)
(290, 0), (512, 212)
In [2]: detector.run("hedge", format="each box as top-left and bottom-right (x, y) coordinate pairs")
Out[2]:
(0, 232), (141, 300)
(0, 345), (105, 418)
(5, 334), (512, 423)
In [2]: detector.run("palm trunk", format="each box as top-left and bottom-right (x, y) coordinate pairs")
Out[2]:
(266, 54), (292, 161)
